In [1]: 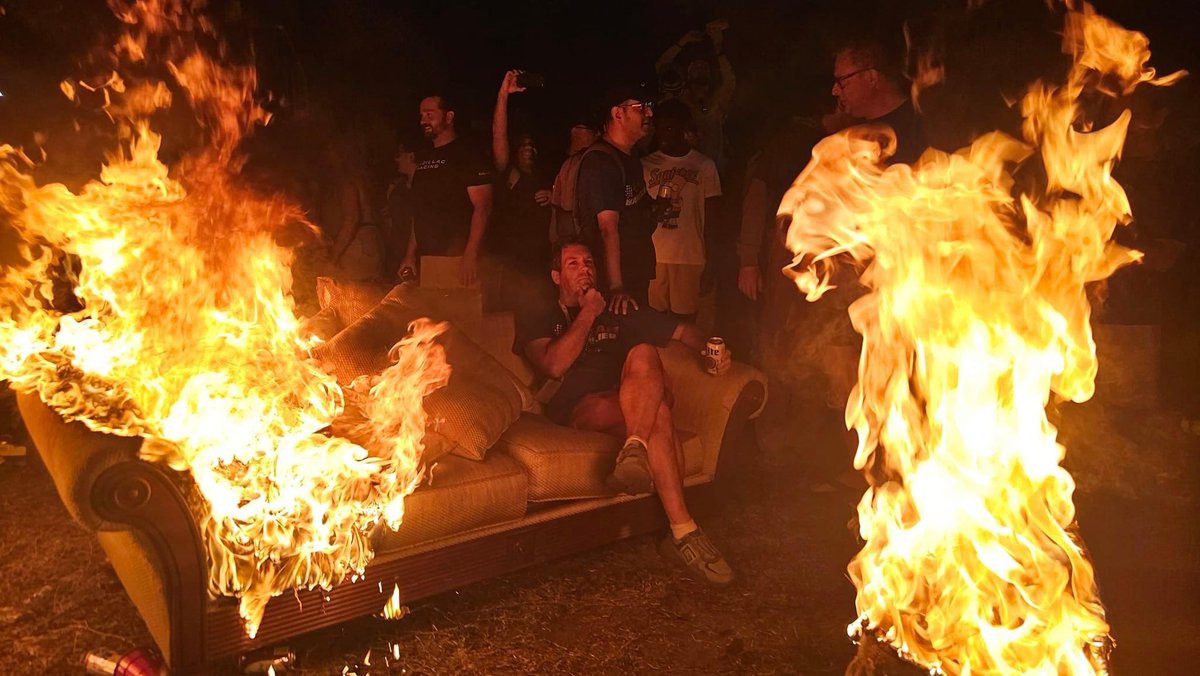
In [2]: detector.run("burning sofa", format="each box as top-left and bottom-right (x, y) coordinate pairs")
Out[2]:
(18, 273), (765, 673)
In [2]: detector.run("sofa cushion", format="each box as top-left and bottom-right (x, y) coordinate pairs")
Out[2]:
(372, 452), (528, 551)
(316, 277), (395, 327)
(495, 413), (706, 501)
(315, 290), (531, 461)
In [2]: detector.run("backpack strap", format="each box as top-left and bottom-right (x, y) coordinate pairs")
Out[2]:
(570, 141), (627, 236)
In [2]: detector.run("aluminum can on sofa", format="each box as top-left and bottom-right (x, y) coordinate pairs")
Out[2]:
(704, 337), (728, 375)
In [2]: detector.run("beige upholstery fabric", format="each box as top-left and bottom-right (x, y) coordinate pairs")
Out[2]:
(312, 295), (424, 383)
(478, 311), (537, 391)
(658, 342), (768, 477)
(419, 256), (473, 290)
(423, 326), (532, 460)
(98, 530), (173, 662)
(15, 392), (142, 530)
(495, 413), (705, 501)
(315, 294), (531, 461)
(315, 277), (395, 327)
(393, 285), (484, 340)
(298, 306), (343, 343)
(373, 452), (528, 551)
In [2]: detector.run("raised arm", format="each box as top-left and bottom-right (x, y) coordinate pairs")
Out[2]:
(708, 20), (736, 108)
(492, 70), (526, 173)
(656, 29), (704, 74)
(524, 289), (606, 379)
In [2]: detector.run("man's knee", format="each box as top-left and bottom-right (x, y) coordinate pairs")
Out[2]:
(623, 343), (663, 376)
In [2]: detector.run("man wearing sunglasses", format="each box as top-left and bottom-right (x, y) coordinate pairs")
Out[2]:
(575, 85), (659, 315)
(832, 39), (927, 165)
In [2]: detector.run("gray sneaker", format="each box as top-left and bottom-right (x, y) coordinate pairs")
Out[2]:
(659, 527), (735, 585)
(606, 438), (653, 495)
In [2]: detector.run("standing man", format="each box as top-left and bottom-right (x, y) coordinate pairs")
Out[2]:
(655, 19), (736, 172)
(642, 99), (721, 321)
(576, 84), (657, 312)
(832, 39), (928, 165)
(400, 94), (493, 286)
(515, 239), (734, 584)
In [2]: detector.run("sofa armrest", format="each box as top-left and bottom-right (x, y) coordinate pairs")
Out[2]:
(16, 390), (145, 530)
(657, 342), (767, 477)
(16, 390), (208, 671)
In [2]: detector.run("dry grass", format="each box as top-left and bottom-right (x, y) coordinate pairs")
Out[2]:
(1, 396), (1197, 675)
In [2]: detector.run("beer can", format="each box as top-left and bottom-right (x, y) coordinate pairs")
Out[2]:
(704, 337), (727, 375)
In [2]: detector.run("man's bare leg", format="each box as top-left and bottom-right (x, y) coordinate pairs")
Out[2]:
(646, 400), (690, 526)
(618, 344), (666, 444)
(568, 391), (626, 437)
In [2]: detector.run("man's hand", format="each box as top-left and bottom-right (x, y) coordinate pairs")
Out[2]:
(705, 19), (728, 48)
(533, 189), (552, 207)
(459, 251), (479, 286)
(738, 265), (763, 301)
(608, 290), (638, 316)
(679, 29), (705, 45)
(499, 69), (526, 97)
(581, 287), (606, 320)
(650, 197), (672, 225)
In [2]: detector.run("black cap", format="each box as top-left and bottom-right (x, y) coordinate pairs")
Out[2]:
(597, 82), (650, 115)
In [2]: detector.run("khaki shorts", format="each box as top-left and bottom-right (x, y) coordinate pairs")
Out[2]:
(648, 262), (703, 315)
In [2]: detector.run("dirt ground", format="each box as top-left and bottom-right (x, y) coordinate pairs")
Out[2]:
(1, 398), (1198, 675)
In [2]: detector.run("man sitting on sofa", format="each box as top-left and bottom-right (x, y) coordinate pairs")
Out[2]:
(514, 238), (734, 585)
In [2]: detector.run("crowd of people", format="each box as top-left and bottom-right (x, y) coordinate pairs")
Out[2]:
(291, 23), (936, 585)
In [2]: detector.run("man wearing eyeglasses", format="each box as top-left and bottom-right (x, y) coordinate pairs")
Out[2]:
(832, 39), (927, 165)
(575, 84), (658, 315)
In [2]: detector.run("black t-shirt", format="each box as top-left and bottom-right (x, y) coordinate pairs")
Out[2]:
(411, 138), (492, 256)
(872, 99), (928, 166)
(489, 169), (552, 273)
(514, 301), (678, 422)
(575, 141), (656, 299)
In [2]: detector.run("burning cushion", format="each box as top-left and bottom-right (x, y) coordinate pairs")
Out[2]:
(315, 277), (396, 327)
(297, 306), (343, 343)
(316, 288), (532, 462)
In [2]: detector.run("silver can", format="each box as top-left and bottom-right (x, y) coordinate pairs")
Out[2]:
(704, 337), (727, 375)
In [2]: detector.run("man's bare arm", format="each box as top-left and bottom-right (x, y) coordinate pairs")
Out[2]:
(596, 209), (623, 290)
(465, 184), (493, 255)
(461, 183), (493, 284)
(524, 296), (604, 379)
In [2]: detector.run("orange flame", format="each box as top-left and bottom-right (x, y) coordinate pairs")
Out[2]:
(779, 3), (1183, 673)
(0, 0), (449, 637)
(380, 583), (410, 621)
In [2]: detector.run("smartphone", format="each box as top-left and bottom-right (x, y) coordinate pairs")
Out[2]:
(515, 72), (545, 88)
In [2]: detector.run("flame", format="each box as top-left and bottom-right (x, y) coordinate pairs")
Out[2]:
(0, 0), (449, 636)
(381, 584), (409, 620)
(779, 3), (1183, 673)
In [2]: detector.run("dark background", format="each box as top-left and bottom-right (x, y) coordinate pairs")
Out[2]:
(1, 0), (1196, 171)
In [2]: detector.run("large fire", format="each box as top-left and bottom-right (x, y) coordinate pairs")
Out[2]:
(0, 0), (449, 636)
(779, 3), (1182, 673)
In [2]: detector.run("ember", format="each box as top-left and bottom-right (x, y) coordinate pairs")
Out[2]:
(779, 2), (1184, 673)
